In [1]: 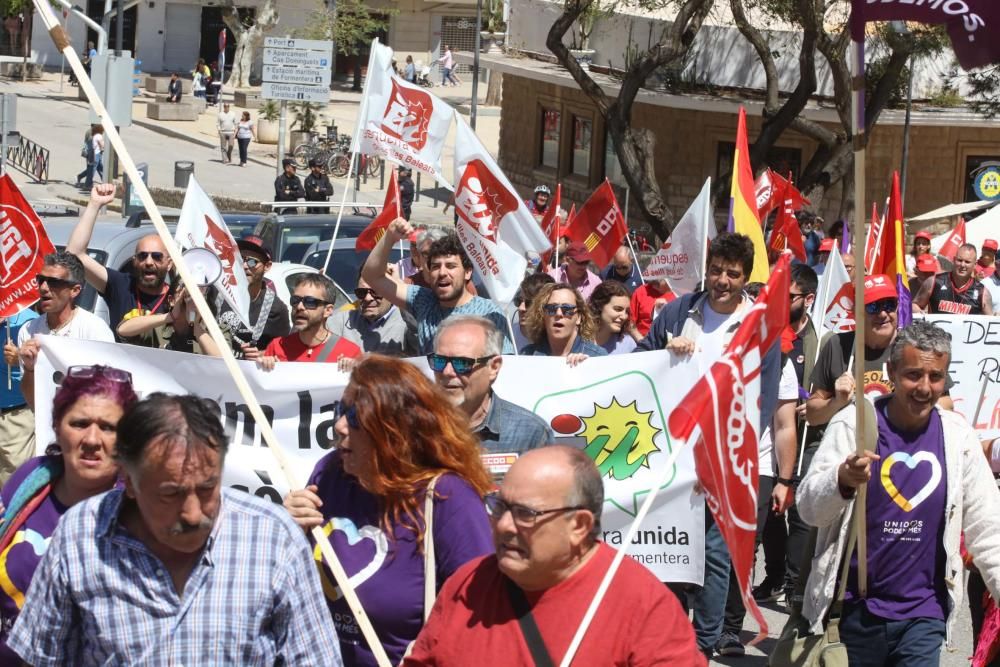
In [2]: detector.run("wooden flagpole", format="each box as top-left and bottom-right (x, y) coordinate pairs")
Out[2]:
(31, 5), (391, 664)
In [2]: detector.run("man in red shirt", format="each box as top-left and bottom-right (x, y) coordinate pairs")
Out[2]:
(253, 274), (360, 368)
(630, 278), (675, 337)
(977, 239), (997, 280)
(403, 446), (704, 666)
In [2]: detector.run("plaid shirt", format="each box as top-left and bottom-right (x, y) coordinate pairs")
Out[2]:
(8, 488), (342, 666)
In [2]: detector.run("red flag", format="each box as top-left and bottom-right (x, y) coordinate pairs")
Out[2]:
(540, 183), (562, 247)
(0, 175), (56, 318)
(563, 180), (627, 268)
(667, 254), (791, 645)
(767, 178), (807, 262)
(755, 169), (809, 220)
(355, 169), (401, 251)
(938, 218), (966, 263)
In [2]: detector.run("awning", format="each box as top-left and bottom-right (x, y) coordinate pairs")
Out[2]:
(907, 199), (997, 224)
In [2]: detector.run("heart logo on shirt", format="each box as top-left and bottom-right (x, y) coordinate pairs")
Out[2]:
(880, 452), (942, 512)
(313, 517), (389, 601)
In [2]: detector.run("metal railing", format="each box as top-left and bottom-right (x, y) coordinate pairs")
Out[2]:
(5, 134), (49, 183)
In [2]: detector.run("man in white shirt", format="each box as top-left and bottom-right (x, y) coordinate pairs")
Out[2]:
(18, 252), (114, 409)
(217, 102), (237, 164)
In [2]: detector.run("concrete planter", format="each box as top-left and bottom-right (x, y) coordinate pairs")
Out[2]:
(289, 130), (311, 152)
(257, 119), (279, 145)
(569, 48), (596, 65)
(480, 32), (506, 54)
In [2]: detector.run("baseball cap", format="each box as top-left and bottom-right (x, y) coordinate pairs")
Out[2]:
(818, 238), (836, 253)
(282, 158), (296, 169)
(864, 274), (897, 305)
(915, 254), (939, 274)
(564, 242), (592, 264)
(236, 234), (272, 262)
(914, 231), (932, 242)
(984, 239), (999, 252)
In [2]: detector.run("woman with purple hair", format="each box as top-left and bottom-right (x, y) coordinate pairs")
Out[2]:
(0, 365), (137, 662)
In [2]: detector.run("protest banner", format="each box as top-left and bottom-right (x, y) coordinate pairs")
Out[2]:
(35, 336), (706, 585)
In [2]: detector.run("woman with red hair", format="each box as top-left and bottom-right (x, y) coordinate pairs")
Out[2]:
(284, 355), (493, 667)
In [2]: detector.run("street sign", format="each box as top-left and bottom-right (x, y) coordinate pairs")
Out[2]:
(263, 48), (331, 69)
(262, 65), (331, 87)
(261, 82), (329, 104)
(122, 162), (148, 218)
(264, 37), (333, 52)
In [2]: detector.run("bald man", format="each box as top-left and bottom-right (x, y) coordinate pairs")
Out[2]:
(68, 184), (176, 345)
(600, 246), (642, 294)
(404, 446), (706, 666)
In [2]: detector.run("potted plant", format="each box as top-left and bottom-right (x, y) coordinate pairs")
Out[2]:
(568, 0), (611, 64)
(256, 100), (280, 145)
(480, 0), (507, 53)
(289, 101), (325, 151)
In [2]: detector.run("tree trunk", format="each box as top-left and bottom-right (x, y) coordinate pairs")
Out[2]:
(484, 70), (502, 106)
(222, 0), (278, 89)
(20, 10), (30, 83)
(352, 41), (363, 91)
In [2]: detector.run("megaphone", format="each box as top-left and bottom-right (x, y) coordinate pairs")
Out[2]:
(180, 247), (223, 324)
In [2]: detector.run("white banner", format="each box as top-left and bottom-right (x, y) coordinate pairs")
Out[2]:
(354, 41), (454, 188)
(812, 249), (855, 335)
(35, 337), (705, 584)
(644, 178), (715, 294)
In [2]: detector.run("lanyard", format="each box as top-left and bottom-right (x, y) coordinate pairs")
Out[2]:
(136, 285), (170, 315)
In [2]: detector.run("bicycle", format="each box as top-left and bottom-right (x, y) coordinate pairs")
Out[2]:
(292, 132), (335, 170)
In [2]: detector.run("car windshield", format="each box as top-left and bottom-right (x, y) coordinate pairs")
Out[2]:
(277, 225), (348, 264)
(55, 246), (107, 313)
(303, 247), (409, 293)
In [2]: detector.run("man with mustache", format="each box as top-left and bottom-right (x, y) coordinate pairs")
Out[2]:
(67, 184), (175, 346)
(402, 446), (704, 666)
(7, 393), (341, 665)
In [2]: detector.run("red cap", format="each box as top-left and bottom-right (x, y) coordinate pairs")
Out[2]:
(914, 231), (932, 242)
(915, 254), (939, 274)
(564, 242), (593, 264)
(818, 238), (836, 252)
(864, 274), (898, 305)
(236, 235), (272, 262)
(984, 239), (998, 252)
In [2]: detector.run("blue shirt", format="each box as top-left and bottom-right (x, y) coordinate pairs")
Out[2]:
(520, 336), (608, 357)
(0, 310), (38, 408)
(8, 488), (342, 666)
(600, 263), (643, 294)
(475, 394), (554, 456)
(406, 285), (512, 355)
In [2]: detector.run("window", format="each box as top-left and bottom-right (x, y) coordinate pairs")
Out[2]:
(571, 116), (593, 178)
(604, 129), (626, 187)
(540, 108), (561, 169)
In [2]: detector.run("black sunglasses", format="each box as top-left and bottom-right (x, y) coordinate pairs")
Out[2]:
(244, 257), (263, 269)
(334, 401), (360, 429)
(36, 274), (80, 289)
(135, 251), (165, 262)
(289, 295), (329, 310)
(865, 298), (898, 315)
(542, 303), (578, 317)
(354, 288), (379, 300)
(426, 353), (496, 375)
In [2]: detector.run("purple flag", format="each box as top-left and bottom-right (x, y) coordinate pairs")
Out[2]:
(850, 0), (1000, 70)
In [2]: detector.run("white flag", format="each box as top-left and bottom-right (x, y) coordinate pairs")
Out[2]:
(644, 178), (715, 295)
(453, 114), (551, 304)
(354, 40), (454, 188)
(811, 249), (855, 334)
(175, 177), (252, 328)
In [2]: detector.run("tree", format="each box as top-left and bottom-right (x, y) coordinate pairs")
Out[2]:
(547, 0), (714, 240)
(221, 0), (279, 89)
(294, 0), (394, 91)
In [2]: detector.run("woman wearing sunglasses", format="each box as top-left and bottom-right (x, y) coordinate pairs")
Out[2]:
(520, 282), (607, 362)
(588, 280), (640, 355)
(283, 355), (493, 666)
(0, 365), (137, 663)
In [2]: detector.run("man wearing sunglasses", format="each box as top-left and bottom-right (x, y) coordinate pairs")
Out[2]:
(327, 272), (417, 356)
(913, 243), (993, 316)
(217, 235), (289, 358)
(547, 241), (600, 301)
(67, 184), (175, 345)
(17, 253), (114, 410)
(403, 446), (705, 666)
(431, 316), (551, 473)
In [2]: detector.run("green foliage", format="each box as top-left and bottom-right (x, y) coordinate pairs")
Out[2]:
(865, 56), (910, 109)
(0, 0), (31, 15)
(568, 0), (618, 50)
(293, 0), (395, 56)
(950, 65), (1000, 118)
(258, 100), (279, 121)
(290, 101), (325, 132)
(484, 0), (506, 33)
(928, 86), (963, 108)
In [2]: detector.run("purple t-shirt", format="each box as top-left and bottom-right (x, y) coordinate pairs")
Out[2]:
(0, 456), (68, 664)
(845, 398), (948, 620)
(307, 452), (493, 666)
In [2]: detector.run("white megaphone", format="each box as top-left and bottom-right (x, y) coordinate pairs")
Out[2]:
(181, 247), (223, 324)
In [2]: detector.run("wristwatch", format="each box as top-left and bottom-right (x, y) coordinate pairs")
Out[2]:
(775, 477), (794, 487)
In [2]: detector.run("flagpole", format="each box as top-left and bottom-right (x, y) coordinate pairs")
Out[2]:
(5, 319), (10, 391)
(623, 232), (641, 277)
(850, 32), (869, 598)
(321, 38), (380, 279)
(31, 6), (392, 665)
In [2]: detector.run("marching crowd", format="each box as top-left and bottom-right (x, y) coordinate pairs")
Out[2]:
(1, 182), (1000, 665)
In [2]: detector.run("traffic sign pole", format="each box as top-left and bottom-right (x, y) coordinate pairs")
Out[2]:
(277, 100), (287, 175)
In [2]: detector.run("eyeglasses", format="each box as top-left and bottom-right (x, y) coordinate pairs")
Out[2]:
(354, 288), (379, 300)
(426, 353), (495, 375)
(66, 365), (133, 384)
(135, 251), (165, 262)
(542, 303), (578, 317)
(244, 257), (263, 269)
(289, 295), (329, 310)
(484, 492), (585, 528)
(865, 298), (898, 315)
(35, 274), (80, 290)
(334, 401), (360, 429)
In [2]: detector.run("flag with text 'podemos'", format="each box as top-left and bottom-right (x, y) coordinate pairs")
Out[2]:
(644, 178), (715, 295)
(175, 177), (252, 328)
(563, 179), (628, 269)
(812, 248), (855, 334)
(849, 0), (1000, 70)
(0, 174), (55, 318)
(667, 253), (791, 645)
(729, 108), (769, 283)
(453, 115), (551, 304)
(355, 169), (401, 251)
(354, 40), (454, 188)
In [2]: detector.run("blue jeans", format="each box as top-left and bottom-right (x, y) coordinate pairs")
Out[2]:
(441, 67), (451, 85)
(841, 602), (945, 666)
(691, 508), (731, 650)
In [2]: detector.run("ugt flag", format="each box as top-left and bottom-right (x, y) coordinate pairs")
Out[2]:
(354, 39), (454, 188)
(667, 254), (791, 646)
(453, 115), (551, 304)
(563, 179), (628, 269)
(644, 178), (715, 296)
(175, 177), (252, 328)
(812, 248), (855, 335)
(355, 168), (401, 251)
(0, 174), (55, 318)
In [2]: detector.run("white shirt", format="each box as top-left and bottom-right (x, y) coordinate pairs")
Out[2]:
(983, 274), (1000, 309)
(18, 308), (115, 360)
(217, 110), (237, 133)
(696, 301), (741, 370)
(757, 358), (798, 476)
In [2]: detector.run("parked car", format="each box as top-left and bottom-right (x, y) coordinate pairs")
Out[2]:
(251, 210), (379, 265)
(301, 238), (410, 294)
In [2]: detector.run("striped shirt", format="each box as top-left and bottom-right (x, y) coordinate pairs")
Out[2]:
(8, 488), (342, 666)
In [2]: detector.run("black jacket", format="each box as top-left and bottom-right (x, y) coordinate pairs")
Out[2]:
(399, 176), (415, 212)
(304, 173), (334, 201)
(274, 173), (305, 202)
